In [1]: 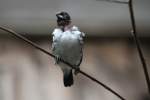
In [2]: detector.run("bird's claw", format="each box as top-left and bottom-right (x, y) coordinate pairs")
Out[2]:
(74, 67), (80, 75)
(55, 55), (61, 64)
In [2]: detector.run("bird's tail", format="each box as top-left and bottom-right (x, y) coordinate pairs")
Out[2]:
(63, 69), (74, 87)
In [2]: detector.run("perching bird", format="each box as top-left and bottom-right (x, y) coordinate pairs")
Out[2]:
(52, 11), (85, 87)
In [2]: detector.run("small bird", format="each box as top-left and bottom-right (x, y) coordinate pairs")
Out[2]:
(52, 11), (85, 87)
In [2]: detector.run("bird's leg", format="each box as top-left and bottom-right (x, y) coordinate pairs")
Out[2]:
(55, 55), (61, 64)
(74, 66), (80, 75)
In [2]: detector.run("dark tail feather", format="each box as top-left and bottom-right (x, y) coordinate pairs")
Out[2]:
(63, 70), (74, 87)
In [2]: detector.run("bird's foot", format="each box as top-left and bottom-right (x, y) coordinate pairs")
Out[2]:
(55, 55), (61, 64)
(74, 67), (80, 75)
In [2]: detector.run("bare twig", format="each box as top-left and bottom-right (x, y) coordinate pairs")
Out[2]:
(128, 0), (150, 93)
(96, 0), (129, 4)
(0, 26), (126, 100)
(97, 0), (150, 94)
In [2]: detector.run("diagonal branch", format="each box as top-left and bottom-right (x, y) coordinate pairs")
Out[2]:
(0, 26), (126, 100)
(128, 0), (150, 94)
(96, 0), (129, 4)
(96, 0), (150, 95)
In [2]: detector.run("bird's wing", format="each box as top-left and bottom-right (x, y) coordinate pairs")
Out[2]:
(77, 32), (85, 66)
(51, 28), (62, 54)
(71, 26), (85, 66)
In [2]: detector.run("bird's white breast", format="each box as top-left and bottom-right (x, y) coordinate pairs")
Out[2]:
(60, 31), (79, 48)
(52, 26), (84, 65)
(59, 30), (82, 65)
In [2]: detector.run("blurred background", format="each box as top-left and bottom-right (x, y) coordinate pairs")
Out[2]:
(0, 0), (150, 100)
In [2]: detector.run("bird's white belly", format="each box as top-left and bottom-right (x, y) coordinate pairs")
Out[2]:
(61, 37), (78, 50)
(58, 33), (81, 65)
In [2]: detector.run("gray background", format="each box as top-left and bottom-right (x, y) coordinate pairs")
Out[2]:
(0, 0), (150, 100)
(0, 0), (150, 36)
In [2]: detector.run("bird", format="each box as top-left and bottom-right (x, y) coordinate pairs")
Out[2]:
(52, 11), (85, 87)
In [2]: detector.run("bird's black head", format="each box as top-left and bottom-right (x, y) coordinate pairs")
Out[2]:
(56, 11), (71, 27)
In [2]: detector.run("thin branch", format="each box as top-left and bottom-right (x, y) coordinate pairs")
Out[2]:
(97, 0), (150, 94)
(96, 0), (129, 4)
(0, 26), (126, 100)
(128, 0), (150, 94)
